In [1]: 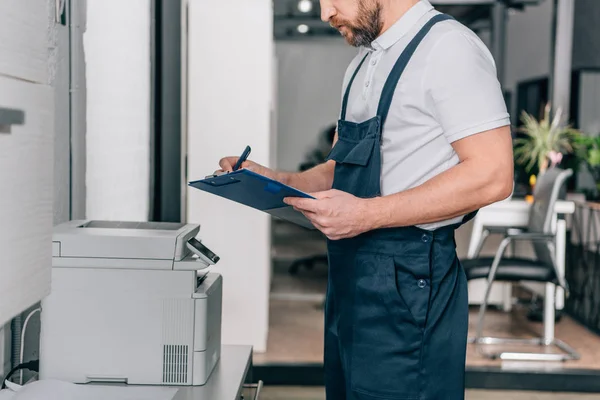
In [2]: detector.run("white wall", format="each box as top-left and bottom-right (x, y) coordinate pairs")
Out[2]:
(84, 0), (151, 221)
(186, 0), (274, 352)
(504, 0), (554, 117)
(275, 39), (357, 172)
(0, 0), (56, 377)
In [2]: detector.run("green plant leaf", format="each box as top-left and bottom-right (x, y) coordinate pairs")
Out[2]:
(513, 104), (582, 173)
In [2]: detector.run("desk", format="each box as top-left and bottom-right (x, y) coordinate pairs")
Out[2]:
(99, 345), (255, 400)
(467, 198), (576, 311)
(172, 345), (254, 400)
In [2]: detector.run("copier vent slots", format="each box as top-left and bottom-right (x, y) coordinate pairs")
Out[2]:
(161, 299), (194, 384)
(162, 344), (189, 384)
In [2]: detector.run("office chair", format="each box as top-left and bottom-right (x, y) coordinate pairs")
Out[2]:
(462, 167), (580, 362)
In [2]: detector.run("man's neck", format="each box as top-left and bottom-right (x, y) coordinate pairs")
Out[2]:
(379, 0), (421, 36)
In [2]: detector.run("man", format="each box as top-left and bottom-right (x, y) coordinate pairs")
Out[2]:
(218, 0), (513, 398)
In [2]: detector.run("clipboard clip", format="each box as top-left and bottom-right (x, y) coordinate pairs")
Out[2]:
(204, 171), (227, 179)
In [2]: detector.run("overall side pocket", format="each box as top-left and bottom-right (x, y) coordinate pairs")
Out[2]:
(350, 252), (424, 400)
(391, 255), (432, 330)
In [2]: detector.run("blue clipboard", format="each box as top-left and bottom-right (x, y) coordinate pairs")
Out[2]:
(188, 169), (316, 229)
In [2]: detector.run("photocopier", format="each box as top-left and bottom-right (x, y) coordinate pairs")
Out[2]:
(39, 220), (222, 386)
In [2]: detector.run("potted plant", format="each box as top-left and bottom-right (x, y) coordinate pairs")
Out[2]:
(573, 133), (600, 200)
(513, 103), (581, 176)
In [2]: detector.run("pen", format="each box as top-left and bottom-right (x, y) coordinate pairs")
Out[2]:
(232, 145), (251, 171)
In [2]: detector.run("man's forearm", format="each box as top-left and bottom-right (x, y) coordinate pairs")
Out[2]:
(367, 159), (513, 229)
(276, 161), (335, 193)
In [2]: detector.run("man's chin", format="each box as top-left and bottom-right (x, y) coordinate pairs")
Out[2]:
(343, 36), (361, 47)
(338, 30), (359, 47)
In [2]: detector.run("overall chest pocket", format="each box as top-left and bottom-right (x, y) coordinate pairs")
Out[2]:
(327, 137), (376, 166)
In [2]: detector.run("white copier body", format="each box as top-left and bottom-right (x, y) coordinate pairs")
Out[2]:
(40, 220), (222, 386)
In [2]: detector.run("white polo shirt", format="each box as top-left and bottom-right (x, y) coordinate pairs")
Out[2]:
(339, 0), (510, 230)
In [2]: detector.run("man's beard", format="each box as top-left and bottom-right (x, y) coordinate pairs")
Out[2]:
(330, 1), (383, 48)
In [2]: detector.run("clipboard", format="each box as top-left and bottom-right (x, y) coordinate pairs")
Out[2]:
(188, 169), (316, 229)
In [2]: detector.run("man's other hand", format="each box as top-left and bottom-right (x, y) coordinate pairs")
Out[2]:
(284, 190), (373, 240)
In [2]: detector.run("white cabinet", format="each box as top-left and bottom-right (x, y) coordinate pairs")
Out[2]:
(0, 76), (54, 327)
(0, 0), (51, 84)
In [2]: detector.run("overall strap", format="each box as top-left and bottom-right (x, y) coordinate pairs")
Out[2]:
(377, 14), (453, 126)
(340, 53), (369, 120)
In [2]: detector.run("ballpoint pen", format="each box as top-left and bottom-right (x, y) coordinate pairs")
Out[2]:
(232, 145), (251, 171)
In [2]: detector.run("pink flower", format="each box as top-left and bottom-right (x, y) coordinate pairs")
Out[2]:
(548, 151), (563, 167)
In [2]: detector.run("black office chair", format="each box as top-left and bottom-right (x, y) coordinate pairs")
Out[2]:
(462, 167), (580, 361)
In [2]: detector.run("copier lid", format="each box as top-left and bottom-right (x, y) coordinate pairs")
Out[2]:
(52, 220), (200, 264)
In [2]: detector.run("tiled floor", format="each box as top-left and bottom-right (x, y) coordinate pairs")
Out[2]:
(259, 386), (600, 399)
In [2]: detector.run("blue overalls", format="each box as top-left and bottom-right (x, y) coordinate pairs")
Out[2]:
(324, 14), (476, 400)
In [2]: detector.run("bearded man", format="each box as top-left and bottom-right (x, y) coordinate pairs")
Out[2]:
(218, 1), (514, 398)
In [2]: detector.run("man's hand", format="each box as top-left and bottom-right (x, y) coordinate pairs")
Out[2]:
(284, 190), (374, 240)
(216, 157), (280, 181)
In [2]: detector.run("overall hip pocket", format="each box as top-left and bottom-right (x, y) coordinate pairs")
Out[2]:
(391, 255), (432, 330)
(349, 251), (428, 400)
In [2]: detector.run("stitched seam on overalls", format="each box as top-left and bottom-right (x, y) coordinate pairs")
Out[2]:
(417, 237), (434, 399)
(353, 386), (421, 400)
(352, 249), (418, 257)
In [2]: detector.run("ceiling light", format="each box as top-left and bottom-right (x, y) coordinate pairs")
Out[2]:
(298, 0), (313, 13)
(297, 24), (310, 34)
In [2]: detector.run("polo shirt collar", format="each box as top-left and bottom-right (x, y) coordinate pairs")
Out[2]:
(371, 0), (434, 51)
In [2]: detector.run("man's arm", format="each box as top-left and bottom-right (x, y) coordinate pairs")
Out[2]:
(218, 133), (338, 193)
(278, 160), (336, 194)
(284, 126), (513, 240)
(368, 125), (513, 229)
(277, 132), (338, 193)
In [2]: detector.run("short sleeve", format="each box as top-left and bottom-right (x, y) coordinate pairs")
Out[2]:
(424, 30), (511, 143)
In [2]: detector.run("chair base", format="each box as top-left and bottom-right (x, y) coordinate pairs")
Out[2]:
(468, 336), (580, 362)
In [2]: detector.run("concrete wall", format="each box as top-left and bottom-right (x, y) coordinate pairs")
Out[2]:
(573, 0), (600, 70)
(572, 0), (600, 137)
(185, 0), (275, 352)
(503, 0), (554, 118)
(274, 38), (357, 172)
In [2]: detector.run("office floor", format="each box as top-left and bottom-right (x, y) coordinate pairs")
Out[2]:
(255, 296), (600, 370)
(260, 220), (600, 370)
(259, 386), (600, 399)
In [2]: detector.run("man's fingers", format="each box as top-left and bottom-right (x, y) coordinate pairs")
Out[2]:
(296, 210), (326, 231)
(219, 157), (237, 172)
(284, 197), (319, 212)
(241, 161), (254, 171)
(308, 190), (335, 200)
